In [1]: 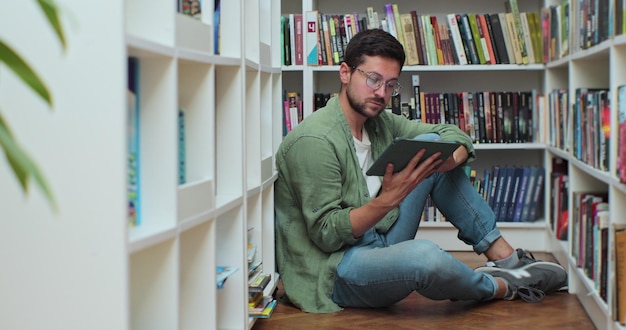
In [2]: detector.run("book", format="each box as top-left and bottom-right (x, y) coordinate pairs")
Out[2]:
(485, 14), (510, 64)
(504, 12), (523, 64)
(458, 14), (480, 64)
(430, 16), (445, 65)
(366, 139), (461, 176)
(127, 57), (140, 227)
(249, 273), (272, 293)
(178, 109), (186, 185)
(384, 4), (399, 40)
(410, 11), (426, 65)
(467, 14), (487, 64)
(505, 0), (529, 64)
(400, 13), (420, 66)
(305, 11), (319, 65)
(411, 75), (422, 122)
(493, 166), (513, 221)
(214, 0), (221, 54)
(281, 16), (292, 65)
(497, 12), (516, 65)
(519, 12), (535, 63)
(519, 166), (538, 222)
(217, 266), (238, 289)
(617, 85), (626, 182)
(392, 4), (406, 51)
(478, 14), (497, 64)
(615, 225), (626, 325)
(249, 299), (278, 318)
(503, 167), (523, 222)
(289, 14), (296, 65)
(447, 13), (469, 65)
(511, 166), (530, 222)
(321, 14), (333, 65)
(294, 13), (304, 65)
(249, 296), (274, 313)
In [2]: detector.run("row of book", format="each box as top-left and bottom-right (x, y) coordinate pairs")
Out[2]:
(247, 242), (277, 318)
(177, 0), (202, 20)
(393, 90), (538, 144)
(282, 91), (303, 136)
(283, 1), (548, 67)
(550, 158), (610, 302)
(548, 87), (613, 174)
(422, 165), (545, 223)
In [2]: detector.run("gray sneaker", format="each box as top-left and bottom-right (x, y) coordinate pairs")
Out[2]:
(475, 249), (568, 301)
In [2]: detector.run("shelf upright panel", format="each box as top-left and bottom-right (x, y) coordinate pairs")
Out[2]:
(260, 71), (275, 182)
(245, 0), (261, 64)
(179, 220), (215, 330)
(216, 207), (247, 330)
(246, 67), (262, 191)
(130, 238), (179, 330)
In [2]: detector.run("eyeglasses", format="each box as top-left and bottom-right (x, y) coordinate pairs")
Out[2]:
(352, 67), (402, 96)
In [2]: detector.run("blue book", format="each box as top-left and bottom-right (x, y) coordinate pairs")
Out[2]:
(512, 167), (531, 222)
(488, 165), (501, 208)
(526, 167), (546, 222)
(504, 167), (524, 222)
(493, 166), (511, 221)
(519, 167), (538, 222)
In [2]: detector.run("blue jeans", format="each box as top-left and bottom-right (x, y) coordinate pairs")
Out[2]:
(332, 136), (501, 308)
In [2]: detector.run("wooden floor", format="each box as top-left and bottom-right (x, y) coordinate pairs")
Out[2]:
(253, 252), (596, 330)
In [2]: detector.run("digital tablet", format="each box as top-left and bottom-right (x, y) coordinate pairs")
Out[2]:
(365, 139), (461, 176)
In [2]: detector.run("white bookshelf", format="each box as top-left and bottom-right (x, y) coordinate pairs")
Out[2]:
(0, 0), (281, 329)
(281, 0), (625, 329)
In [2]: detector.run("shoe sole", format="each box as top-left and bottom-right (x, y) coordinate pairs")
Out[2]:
(475, 261), (569, 292)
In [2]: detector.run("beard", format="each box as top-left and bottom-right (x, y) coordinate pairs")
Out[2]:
(346, 83), (387, 118)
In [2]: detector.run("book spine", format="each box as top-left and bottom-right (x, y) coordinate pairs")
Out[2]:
(410, 11), (426, 65)
(488, 14), (510, 64)
(412, 75), (422, 122)
(507, 0), (529, 63)
(305, 11), (319, 66)
(512, 167), (530, 222)
(392, 4), (406, 48)
(459, 14), (480, 64)
(468, 13), (487, 64)
(400, 13), (420, 65)
(127, 57), (141, 227)
(520, 12), (535, 63)
(294, 14), (304, 65)
(478, 14), (497, 64)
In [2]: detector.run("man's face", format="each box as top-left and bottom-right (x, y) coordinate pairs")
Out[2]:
(345, 56), (401, 118)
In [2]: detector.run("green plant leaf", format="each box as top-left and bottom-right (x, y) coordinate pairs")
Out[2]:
(36, 0), (66, 49)
(0, 40), (52, 106)
(0, 112), (58, 211)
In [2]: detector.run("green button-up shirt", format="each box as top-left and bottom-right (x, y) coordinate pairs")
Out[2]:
(274, 96), (475, 313)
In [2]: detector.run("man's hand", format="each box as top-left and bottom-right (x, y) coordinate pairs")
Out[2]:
(376, 149), (442, 208)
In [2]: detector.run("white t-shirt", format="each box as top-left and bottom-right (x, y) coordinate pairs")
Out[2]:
(353, 129), (382, 198)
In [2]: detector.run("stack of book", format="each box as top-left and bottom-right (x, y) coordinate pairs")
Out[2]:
(248, 273), (276, 318)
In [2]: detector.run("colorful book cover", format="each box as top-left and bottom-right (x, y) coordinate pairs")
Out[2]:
(305, 11), (319, 65)
(617, 85), (626, 182)
(127, 57), (140, 226)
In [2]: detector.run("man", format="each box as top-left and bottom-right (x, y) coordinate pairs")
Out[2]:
(274, 29), (567, 313)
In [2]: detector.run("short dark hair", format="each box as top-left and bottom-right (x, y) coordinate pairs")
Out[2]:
(342, 29), (405, 70)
